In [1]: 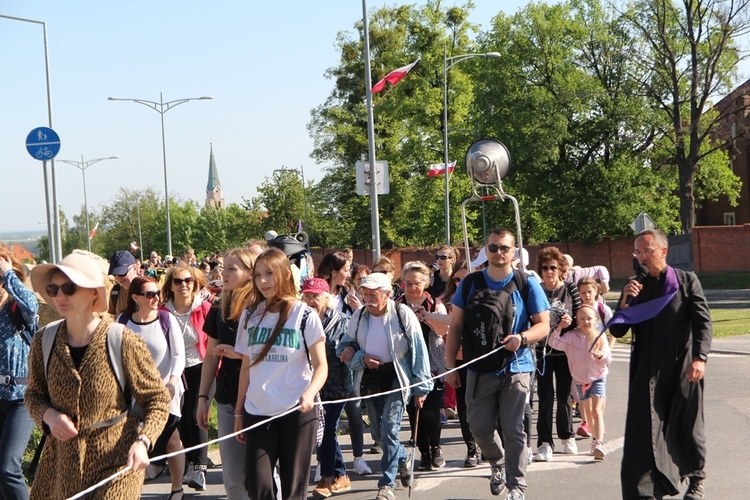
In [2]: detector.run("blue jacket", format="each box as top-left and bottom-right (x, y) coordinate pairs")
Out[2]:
(0, 269), (39, 400)
(337, 301), (433, 404)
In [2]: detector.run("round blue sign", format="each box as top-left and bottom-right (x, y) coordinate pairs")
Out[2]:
(25, 127), (61, 161)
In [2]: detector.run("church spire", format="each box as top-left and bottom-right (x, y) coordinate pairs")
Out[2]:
(206, 143), (226, 208)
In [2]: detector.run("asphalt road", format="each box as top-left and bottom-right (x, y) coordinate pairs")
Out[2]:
(140, 334), (750, 500)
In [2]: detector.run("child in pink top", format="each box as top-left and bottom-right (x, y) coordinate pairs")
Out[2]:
(549, 304), (611, 459)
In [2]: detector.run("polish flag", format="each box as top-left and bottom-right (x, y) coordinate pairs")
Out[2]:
(372, 58), (420, 93)
(130, 241), (139, 252)
(427, 161), (456, 177)
(88, 222), (99, 240)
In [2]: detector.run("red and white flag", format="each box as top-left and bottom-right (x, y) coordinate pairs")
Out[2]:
(130, 241), (139, 252)
(88, 222), (99, 240)
(372, 58), (420, 93)
(427, 161), (456, 177)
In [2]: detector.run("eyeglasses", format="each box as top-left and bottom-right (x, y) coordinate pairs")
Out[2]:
(487, 244), (513, 254)
(172, 277), (195, 286)
(45, 282), (77, 297)
(633, 248), (659, 258)
(434, 254), (450, 261)
(404, 281), (422, 288)
(136, 290), (160, 299)
(541, 265), (558, 271)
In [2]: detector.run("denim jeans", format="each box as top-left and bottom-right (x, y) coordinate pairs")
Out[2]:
(0, 399), (34, 499)
(364, 381), (408, 488)
(318, 401), (346, 478)
(216, 403), (250, 500)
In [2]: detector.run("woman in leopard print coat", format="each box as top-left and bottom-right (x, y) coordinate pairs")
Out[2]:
(25, 253), (170, 499)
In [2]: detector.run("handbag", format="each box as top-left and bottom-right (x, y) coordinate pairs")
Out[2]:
(300, 308), (325, 446)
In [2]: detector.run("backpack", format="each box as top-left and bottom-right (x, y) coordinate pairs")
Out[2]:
(41, 320), (144, 422)
(353, 303), (410, 345)
(460, 269), (529, 373)
(597, 301), (606, 322)
(116, 309), (172, 348)
(9, 301), (37, 346)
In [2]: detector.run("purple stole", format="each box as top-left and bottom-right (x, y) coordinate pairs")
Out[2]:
(589, 266), (679, 351)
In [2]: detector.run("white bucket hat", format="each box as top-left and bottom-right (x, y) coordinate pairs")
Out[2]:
(31, 253), (108, 313)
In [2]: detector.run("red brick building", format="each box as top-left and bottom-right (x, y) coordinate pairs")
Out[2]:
(697, 78), (750, 225)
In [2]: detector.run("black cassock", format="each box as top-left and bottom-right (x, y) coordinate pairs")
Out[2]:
(611, 267), (712, 499)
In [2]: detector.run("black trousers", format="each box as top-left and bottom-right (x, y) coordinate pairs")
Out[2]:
(455, 361), (477, 454)
(243, 409), (317, 500)
(180, 363), (208, 465)
(535, 353), (574, 447)
(406, 383), (443, 454)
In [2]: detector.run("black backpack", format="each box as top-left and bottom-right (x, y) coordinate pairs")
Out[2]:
(461, 270), (529, 373)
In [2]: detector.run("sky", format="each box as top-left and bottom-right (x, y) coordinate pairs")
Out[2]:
(1, 1), (748, 234)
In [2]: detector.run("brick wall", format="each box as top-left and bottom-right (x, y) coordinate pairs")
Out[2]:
(692, 224), (750, 272)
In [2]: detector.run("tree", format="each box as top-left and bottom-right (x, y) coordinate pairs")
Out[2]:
(621, 0), (749, 232)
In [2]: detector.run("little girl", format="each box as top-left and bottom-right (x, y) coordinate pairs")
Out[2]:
(549, 304), (611, 459)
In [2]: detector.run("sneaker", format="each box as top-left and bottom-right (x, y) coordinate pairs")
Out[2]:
(188, 464), (207, 491)
(312, 477), (332, 498)
(375, 485), (395, 500)
(592, 440), (606, 460)
(431, 446), (445, 468)
(562, 437), (578, 455)
(440, 412), (448, 424)
(464, 451), (480, 468)
(369, 444), (382, 454)
(445, 407), (457, 419)
(576, 421), (592, 438)
(314, 462), (322, 483)
(353, 456), (372, 475)
(398, 451), (412, 487)
(330, 475), (352, 494)
(182, 461), (194, 485)
(534, 442), (553, 462)
(145, 462), (164, 482)
(505, 489), (525, 500)
(684, 477), (705, 500)
(419, 451), (432, 470)
(526, 446), (533, 465)
(489, 464), (507, 496)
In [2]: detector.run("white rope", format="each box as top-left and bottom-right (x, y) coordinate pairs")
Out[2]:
(66, 342), (520, 500)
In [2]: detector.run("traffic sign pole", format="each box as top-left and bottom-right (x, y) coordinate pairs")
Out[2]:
(26, 126), (62, 262)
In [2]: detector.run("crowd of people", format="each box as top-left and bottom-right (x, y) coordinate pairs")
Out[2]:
(0, 228), (712, 500)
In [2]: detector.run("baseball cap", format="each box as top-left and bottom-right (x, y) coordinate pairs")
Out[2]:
(358, 273), (392, 291)
(108, 250), (136, 275)
(300, 277), (330, 295)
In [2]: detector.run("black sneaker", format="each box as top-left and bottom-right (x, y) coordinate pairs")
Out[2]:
(398, 451), (412, 487)
(489, 464), (506, 496)
(684, 477), (705, 500)
(464, 450), (480, 468)
(431, 446), (445, 468)
(369, 444), (383, 454)
(419, 452), (432, 470)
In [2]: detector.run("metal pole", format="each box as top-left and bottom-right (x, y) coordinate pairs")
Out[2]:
(443, 45), (451, 246)
(42, 161), (54, 262)
(137, 204), (144, 262)
(81, 155), (91, 252)
(362, 0), (381, 260)
(300, 165), (310, 246)
(159, 92), (173, 257)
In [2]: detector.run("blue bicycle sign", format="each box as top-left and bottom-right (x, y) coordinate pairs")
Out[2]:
(26, 127), (61, 161)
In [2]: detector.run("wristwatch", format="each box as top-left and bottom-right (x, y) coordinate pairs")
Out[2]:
(519, 332), (528, 347)
(135, 435), (152, 451)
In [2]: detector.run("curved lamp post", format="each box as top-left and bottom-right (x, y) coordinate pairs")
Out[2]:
(59, 156), (118, 252)
(108, 93), (213, 256)
(443, 48), (501, 245)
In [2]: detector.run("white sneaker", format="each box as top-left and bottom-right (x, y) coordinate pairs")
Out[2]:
(562, 438), (578, 455)
(534, 442), (553, 462)
(353, 456), (372, 475)
(592, 440), (606, 460)
(314, 462), (322, 483)
(526, 446), (533, 465)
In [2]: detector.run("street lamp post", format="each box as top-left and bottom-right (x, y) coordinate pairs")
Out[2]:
(273, 166), (310, 245)
(108, 93), (213, 256)
(443, 47), (501, 245)
(59, 155), (118, 252)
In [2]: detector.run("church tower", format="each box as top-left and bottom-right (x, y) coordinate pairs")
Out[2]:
(206, 143), (226, 209)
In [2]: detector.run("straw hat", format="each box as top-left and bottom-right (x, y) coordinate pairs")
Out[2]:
(31, 253), (108, 313)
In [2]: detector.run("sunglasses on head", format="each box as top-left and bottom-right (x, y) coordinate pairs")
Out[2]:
(434, 254), (450, 261)
(541, 265), (558, 271)
(172, 277), (195, 286)
(45, 282), (77, 297)
(136, 290), (160, 299)
(487, 244), (512, 254)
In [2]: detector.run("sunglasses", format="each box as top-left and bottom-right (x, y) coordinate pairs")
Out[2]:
(404, 281), (422, 288)
(452, 277), (462, 284)
(434, 254), (450, 261)
(371, 270), (388, 274)
(172, 277), (195, 286)
(136, 290), (160, 299)
(541, 265), (558, 271)
(487, 244), (513, 254)
(45, 282), (77, 297)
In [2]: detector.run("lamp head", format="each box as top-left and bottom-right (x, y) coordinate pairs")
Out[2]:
(485, 52), (502, 58)
(199, 96), (214, 100)
(465, 139), (511, 186)
(108, 97), (123, 101)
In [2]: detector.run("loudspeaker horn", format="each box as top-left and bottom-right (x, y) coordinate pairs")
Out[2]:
(465, 139), (511, 186)
(294, 231), (309, 246)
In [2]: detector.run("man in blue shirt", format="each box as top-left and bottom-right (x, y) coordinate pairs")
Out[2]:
(446, 228), (550, 500)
